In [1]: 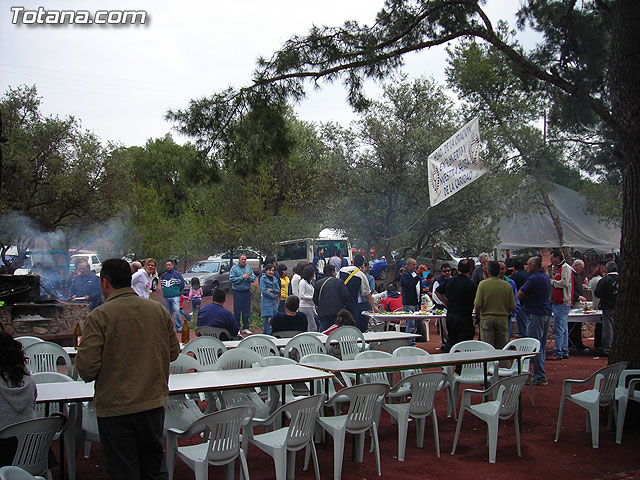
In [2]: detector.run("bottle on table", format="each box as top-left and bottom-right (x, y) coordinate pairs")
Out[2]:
(181, 319), (190, 344)
(74, 322), (82, 350)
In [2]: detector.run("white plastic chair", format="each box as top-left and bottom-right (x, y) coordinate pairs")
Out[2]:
(31, 373), (81, 480)
(272, 330), (305, 338)
(0, 416), (65, 479)
(445, 340), (496, 420)
(237, 335), (280, 358)
(325, 326), (366, 360)
(14, 336), (44, 348)
(0, 467), (45, 480)
(214, 349), (278, 424)
(284, 333), (326, 361)
(166, 406), (254, 480)
(451, 373), (530, 463)
(250, 394), (326, 480)
(393, 346), (430, 379)
(165, 354), (205, 433)
(182, 336), (227, 371)
(23, 341), (75, 379)
(299, 353), (350, 399)
(170, 353), (202, 374)
(263, 356), (305, 405)
(195, 326), (235, 340)
(317, 383), (389, 480)
(382, 372), (447, 461)
(555, 362), (628, 448)
(494, 338), (540, 406)
(615, 369), (640, 444)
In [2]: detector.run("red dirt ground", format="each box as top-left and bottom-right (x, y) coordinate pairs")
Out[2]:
(60, 293), (640, 480)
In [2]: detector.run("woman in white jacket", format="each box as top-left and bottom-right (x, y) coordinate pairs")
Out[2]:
(298, 265), (317, 332)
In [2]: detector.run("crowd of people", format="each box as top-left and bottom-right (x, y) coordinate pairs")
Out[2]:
(427, 249), (618, 386)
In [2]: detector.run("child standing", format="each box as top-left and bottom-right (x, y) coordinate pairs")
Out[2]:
(188, 277), (203, 323)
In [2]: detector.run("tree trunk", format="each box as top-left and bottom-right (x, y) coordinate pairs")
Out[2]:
(539, 189), (571, 261)
(609, 0), (640, 371)
(608, 3), (640, 438)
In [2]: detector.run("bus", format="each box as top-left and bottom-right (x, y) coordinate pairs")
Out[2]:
(276, 234), (353, 273)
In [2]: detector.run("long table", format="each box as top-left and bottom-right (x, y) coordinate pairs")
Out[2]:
(36, 364), (334, 404)
(302, 349), (532, 385)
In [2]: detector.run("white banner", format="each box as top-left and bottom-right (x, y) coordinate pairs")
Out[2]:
(427, 117), (486, 207)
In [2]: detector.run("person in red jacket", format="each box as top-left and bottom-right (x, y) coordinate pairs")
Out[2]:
(381, 283), (403, 311)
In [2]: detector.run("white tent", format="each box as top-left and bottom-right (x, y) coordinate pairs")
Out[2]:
(495, 183), (620, 252)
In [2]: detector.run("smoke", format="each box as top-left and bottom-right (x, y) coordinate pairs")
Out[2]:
(0, 209), (134, 270)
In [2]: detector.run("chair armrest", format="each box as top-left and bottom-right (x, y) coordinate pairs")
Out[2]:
(619, 369), (640, 388)
(627, 378), (640, 395)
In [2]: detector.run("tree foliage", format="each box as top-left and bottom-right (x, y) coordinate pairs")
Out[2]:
(321, 76), (499, 271)
(0, 85), (129, 269)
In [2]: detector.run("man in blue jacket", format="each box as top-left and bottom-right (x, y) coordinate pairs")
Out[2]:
(70, 259), (103, 310)
(161, 259), (185, 332)
(229, 254), (256, 335)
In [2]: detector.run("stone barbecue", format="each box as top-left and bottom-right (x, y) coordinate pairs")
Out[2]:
(0, 274), (89, 344)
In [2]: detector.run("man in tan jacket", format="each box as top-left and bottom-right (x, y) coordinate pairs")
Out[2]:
(77, 258), (180, 480)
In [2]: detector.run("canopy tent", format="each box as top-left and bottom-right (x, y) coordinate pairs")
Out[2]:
(495, 183), (620, 253)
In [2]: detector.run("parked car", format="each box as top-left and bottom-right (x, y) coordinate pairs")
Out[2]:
(69, 253), (102, 274)
(208, 250), (261, 274)
(182, 259), (234, 296)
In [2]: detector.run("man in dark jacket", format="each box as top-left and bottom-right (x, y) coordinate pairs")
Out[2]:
(594, 261), (618, 356)
(313, 264), (350, 331)
(70, 259), (103, 310)
(400, 258), (422, 343)
(435, 258), (477, 352)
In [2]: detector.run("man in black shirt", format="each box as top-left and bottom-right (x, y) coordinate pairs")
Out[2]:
(435, 258), (477, 352)
(270, 295), (308, 334)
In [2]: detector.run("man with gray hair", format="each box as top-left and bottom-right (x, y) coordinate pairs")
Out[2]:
(594, 261), (619, 356)
(471, 252), (489, 286)
(569, 259), (589, 353)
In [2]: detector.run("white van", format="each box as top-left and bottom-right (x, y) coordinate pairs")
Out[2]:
(69, 253), (102, 274)
(276, 234), (353, 273)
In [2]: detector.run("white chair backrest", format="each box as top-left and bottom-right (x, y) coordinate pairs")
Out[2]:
(169, 353), (201, 374)
(450, 340), (495, 378)
(237, 335), (280, 358)
(325, 326), (365, 360)
(300, 353), (351, 389)
(0, 417), (65, 476)
(494, 374), (529, 418)
(405, 372), (448, 416)
(15, 337), (44, 349)
(272, 330), (305, 338)
(263, 356), (296, 367)
(215, 348), (266, 370)
(182, 337), (227, 370)
(393, 346), (430, 378)
(179, 406), (254, 464)
(282, 394), (325, 449)
(285, 333), (326, 361)
(0, 466), (46, 480)
(195, 326), (233, 341)
(355, 350), (392, 385)
(502, 338), (540, 371)
(341, 383), (389, 432)
(23, 341), (74, 378)
(596, 362), (628, 404)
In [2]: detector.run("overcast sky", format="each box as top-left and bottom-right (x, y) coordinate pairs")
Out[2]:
(1, 1), (529, 147)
